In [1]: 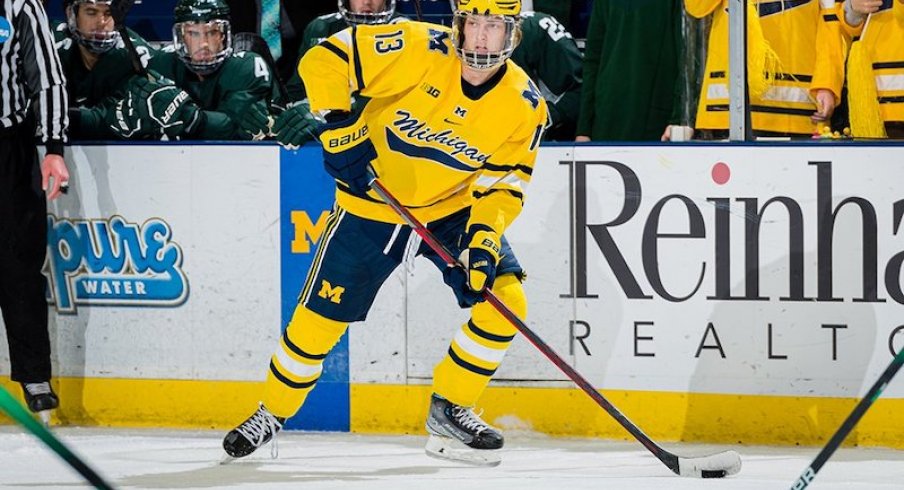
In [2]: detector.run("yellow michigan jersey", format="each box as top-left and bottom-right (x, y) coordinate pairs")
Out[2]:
(898, 0), (904, 28)
(686, 0), (846, 134)
(300, 22), (548, 237)
(839, 1), (904, 123)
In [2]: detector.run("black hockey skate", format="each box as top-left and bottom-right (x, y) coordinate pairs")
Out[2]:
(424, 393), (503, 466)
(21, 382), (59, 425)
(223, 403), (285, 459)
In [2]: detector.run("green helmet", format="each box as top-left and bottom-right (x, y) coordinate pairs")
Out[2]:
(65, 0), (121, 54)
(172, 0), (232, 75)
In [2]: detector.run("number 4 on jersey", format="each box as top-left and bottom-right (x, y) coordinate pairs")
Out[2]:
(254, 57), (270, 81)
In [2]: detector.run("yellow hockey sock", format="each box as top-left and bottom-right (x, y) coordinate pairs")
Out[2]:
(433, 274), (526, 407)
(263, 306), (348, 418)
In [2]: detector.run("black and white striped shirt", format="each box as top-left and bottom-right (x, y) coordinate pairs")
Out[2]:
(0, 0), (68, 155)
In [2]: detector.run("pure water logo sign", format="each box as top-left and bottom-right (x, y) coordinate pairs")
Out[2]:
(44, 215), (189, 313)
(0, 16), (12, 44)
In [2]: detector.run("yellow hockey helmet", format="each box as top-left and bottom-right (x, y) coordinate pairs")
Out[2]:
(452, 0), (522, 70)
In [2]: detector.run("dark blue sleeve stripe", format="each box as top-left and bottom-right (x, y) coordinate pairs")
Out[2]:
(473, 188), (524, 201)
(467, 223), (496, 236)
(320, 40), (349, 63)
(351, 26), (365, 91)
(483, 162), (533, 175)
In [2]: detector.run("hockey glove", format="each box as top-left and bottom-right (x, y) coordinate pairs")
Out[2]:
(318, 113), (376, 195)
(239, 99), (271, 140)
(442, 227), (501, 308)
(273, 100), (322, 149)
(108, 96), (150, 139)
(126, 75), (198, 138)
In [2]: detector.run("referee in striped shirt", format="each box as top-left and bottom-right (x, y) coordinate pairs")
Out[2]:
(1, 0), (69, 417)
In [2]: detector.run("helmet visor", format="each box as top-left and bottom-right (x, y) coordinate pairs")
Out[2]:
(338, 0), (395, 25)
(67, 0), (120, 54)
(173, 19), (233, 75)
(452, 12), (520, 70)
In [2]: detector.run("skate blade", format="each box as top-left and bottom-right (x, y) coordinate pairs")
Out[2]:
(38, 410), (51, 427)
(424, 435), (501, 467)
(219, 454), (237, 465)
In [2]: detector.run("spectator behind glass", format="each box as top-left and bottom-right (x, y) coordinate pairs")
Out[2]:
(678, 0), (845, 140)
(145, 0), (276, 140)
(841, 0), (904, 139)
(576, 0), (683, 142)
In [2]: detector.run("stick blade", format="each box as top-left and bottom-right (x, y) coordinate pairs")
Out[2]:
(677, 450), (742, 478)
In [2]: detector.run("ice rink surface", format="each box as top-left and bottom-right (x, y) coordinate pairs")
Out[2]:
(2, 426), (903, 490)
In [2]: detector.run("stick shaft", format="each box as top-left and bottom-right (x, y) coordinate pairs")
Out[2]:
(0, 386), (115, 489)
(368, 179), (680, 472)
(791, 348), (904, 489)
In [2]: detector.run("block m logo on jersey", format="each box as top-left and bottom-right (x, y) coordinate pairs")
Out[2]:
(318, 280), (345, 304)
(521, 80), (540, 109)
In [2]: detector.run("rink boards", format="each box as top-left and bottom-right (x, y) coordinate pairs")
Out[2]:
(1, 141), (904, 448)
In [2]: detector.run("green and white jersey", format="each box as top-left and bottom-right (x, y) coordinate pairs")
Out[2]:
(513, 11), (583, 140)
(149, 48), (275, 140)
(54, 22), (157, 139)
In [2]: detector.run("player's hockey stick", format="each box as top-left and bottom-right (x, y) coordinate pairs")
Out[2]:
(789, 347), (904, 489)
(0, 385), (116, 490)
(109, 0), (146, 76)
(368, 176), (742, 478)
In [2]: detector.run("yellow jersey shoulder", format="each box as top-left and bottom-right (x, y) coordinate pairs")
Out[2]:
(498, 60), (550, 134)
(353, 21), (454, 65)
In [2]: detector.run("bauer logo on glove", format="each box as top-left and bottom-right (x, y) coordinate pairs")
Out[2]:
(158, 90), (191, 126)
(480, 237), (500, 255)
(327, 124), (369, 149)
(318, 114), (377, 195)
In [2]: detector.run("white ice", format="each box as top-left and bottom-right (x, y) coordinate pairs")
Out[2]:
(1, 426), (903, 489)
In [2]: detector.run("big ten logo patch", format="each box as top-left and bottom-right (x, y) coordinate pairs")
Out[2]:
(290, 210), (331, 254)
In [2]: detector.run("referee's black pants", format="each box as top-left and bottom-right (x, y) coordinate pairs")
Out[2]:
(0, 121), (52, 383)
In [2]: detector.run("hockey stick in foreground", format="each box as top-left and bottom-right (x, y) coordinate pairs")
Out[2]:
(790, 347), (904, 489)
(368, 177), (742, 478)
(0, 385), (115, 490)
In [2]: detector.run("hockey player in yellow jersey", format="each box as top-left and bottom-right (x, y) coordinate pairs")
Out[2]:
(686, 0), (846, 136)
(223, 0), (548, 466)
